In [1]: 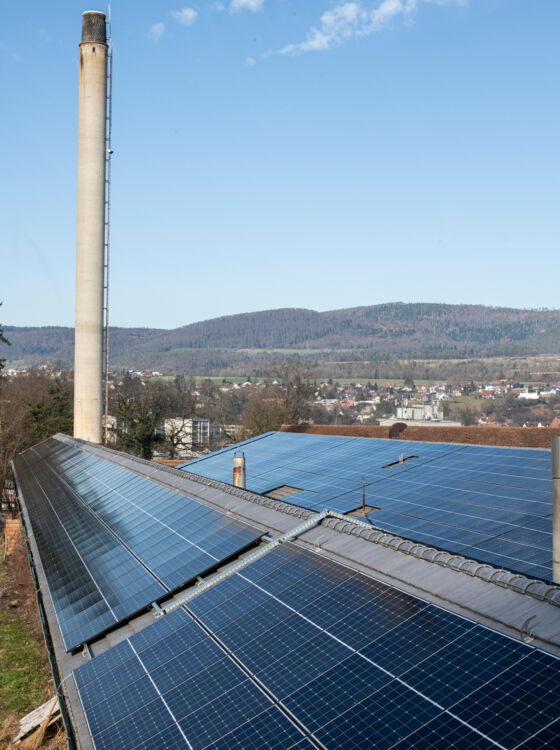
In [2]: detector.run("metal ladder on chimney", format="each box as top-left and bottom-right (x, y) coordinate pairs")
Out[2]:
(103, 7), (113, 446)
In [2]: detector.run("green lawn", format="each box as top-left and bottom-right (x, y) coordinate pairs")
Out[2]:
(0, 609), (48, 723)
(0, 558), (50, 726)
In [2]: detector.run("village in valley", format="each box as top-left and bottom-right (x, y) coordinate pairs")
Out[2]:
(4, 361), (560, 463)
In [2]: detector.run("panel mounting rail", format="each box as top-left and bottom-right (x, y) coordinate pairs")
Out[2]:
(155, 510), (378, 617)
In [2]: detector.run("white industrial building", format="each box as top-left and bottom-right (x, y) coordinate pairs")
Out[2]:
(162, 417), (221, 452)
(396, 401), (444, 421)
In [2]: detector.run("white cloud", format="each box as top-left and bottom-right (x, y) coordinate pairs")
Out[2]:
(172, 8), (199, 26)
(276, 0), (467, 56)
(231, 0), (264, 12)
(148, 22), (165, 41)
(246, 56), (256, 66)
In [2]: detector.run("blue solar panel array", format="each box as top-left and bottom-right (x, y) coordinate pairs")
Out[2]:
(181, 432), (553, 580)
(13, 439), (261, 651)
(73, 544), (560, 749)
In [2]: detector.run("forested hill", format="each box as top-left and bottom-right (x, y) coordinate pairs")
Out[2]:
(5, 303), (560, 369)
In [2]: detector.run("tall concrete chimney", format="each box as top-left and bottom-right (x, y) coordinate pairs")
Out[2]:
(74, 11), (107, 443)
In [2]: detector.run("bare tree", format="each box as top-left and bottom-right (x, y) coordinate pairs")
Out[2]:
(109, 377), (176, 459)
(268, 359), (315, 424)
(241, 359), (316, 437)
(0, 371), (73, 513)
(0, 306), (9, 373)
(164, 417), (192, 459)
(202, 386), (248, 445)
(242, 392), (288, 438)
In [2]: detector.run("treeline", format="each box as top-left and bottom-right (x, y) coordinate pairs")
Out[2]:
(5, 302), (560, 370)
(3, 326), (161, 365)
(0, 372), (74, 510)
(0, 359), (319, 477)
(109, 360), (316, 459)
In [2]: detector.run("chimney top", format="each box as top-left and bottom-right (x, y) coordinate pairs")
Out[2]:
(81, 11), (106, 44)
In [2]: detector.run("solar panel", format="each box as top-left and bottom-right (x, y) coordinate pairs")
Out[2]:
(73, 544), (560, 749)
(450, 650), (560, 747)
(401, 626), (528, 708)
(390, 712), (497, 749)
(14, 450), (165, 651)
(201, 707), (305, 750)
(314, 680), (441, 749)
(515, 719), (560, 749)
(13, 438), (262, 651)
(33, 443), (260, 590)
(182, 432), (554, 579)
(75, 612), (307, 750)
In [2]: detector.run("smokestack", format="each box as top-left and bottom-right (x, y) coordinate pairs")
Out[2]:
(233, 452), (246, 489)
(74, 11), (108, 443)
(552, 437), (560, 583)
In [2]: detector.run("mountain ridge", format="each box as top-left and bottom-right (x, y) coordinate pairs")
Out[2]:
(4, 302), (560, 371)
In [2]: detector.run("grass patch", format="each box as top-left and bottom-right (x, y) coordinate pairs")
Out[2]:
(0, 607), (49, 724)
(0, 541), (52, 733)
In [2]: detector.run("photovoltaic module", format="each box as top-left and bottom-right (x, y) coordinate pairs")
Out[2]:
(13, 440), (261, 651)
(182, 432), (553, 580)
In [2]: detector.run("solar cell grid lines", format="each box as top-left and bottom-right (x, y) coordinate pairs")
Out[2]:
(14, 450), (165, 650)
(390, 712), (498, 749)
(182, 432), (554, 580)
(451, 651), (560, 747)
(73, 544), (560, 750)
(12, 438), (262, 651)
(516, 720), (560, 749)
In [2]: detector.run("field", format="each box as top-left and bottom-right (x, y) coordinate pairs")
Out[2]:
(145, 354), (560, 388)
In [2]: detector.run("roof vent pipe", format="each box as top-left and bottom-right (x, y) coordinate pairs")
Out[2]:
(233, 452), (245, 489)
(552, 437), (560, 584)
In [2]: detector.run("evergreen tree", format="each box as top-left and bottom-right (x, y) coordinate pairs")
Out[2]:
(28, 380), (73, 440)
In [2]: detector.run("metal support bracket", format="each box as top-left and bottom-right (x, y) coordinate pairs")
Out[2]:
(155, 509), (379, 618)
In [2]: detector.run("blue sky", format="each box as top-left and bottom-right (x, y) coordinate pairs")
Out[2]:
(2, 0), (559, 328)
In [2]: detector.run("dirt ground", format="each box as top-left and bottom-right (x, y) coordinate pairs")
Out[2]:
(1, 538), (46, 650)
(0, 527), (65, 749)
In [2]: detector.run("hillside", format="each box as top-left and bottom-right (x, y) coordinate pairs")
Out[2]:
(4, 303), (560, 372)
